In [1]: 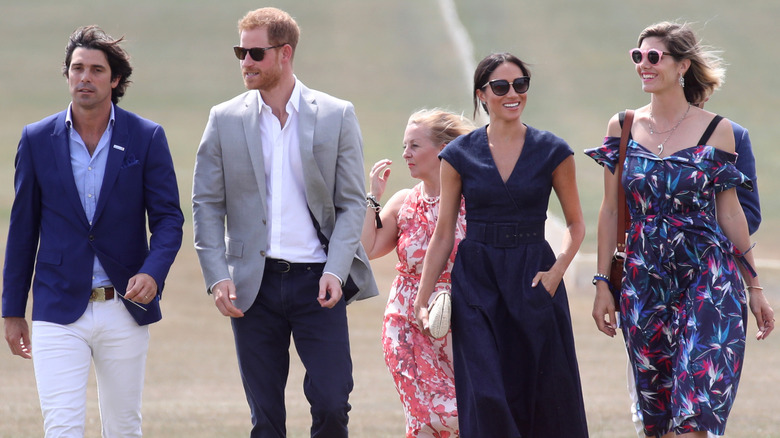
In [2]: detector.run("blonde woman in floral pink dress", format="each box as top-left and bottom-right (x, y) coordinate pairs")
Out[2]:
(361, 109), (472, 437)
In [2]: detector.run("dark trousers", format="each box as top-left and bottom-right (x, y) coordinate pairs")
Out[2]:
(231, 261), (353, 438)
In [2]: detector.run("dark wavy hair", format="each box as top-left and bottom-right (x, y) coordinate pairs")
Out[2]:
(472, 52), (531, 118)
(62, 25), (132, 104)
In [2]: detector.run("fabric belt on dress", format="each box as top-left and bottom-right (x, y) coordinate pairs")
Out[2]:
(264, 258), (325, 274)
(466, 221), (545, 248)
(89, 287), (115, 302)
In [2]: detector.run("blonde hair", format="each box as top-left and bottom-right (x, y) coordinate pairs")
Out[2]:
(238, 7), (300, 55)
(407, 109), (474, 146)
(638, 21), (725, 105)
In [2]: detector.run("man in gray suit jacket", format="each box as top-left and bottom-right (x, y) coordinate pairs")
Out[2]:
(192, 7), (378, 437)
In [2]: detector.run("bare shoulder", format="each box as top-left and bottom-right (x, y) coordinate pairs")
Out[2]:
(384, 188), (412, 213)
(696, 108), (735, 153)
(606, 112), (621, 137)
(606, 106), (647, 137)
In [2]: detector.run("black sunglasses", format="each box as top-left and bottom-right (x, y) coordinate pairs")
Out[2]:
(481, 77), (530, 96)
(233, 44), (286, 62)
(629, 48), (672, 65)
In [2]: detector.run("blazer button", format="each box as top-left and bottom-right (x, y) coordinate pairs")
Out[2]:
(260, 251), (266, 257)
(88, 235), (95, 241)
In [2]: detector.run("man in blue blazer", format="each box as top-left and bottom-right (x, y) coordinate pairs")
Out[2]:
(2, 26), (183, 437)
(732, 121), (761, 234)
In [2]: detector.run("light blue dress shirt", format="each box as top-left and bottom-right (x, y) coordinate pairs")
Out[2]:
(66, 103), (115, 289)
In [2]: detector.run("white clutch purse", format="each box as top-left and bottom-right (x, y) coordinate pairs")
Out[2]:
(427, 291), (452, 339)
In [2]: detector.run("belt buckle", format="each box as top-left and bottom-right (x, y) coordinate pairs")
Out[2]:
(90, 287), (107, 302)
(495, 224), (518, 248)
(276, 260), (291, 273)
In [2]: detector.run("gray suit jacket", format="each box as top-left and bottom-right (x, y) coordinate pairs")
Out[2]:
(192, 83), (378, 311)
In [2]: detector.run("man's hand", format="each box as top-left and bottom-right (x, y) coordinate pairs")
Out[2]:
(212, 279), (244, 318)
(4, 317), (32, 359)
(125, 273), (159, 304)
(318, 273), (343, 308)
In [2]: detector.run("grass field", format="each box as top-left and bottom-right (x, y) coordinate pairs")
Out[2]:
(1, 0), (779, 436)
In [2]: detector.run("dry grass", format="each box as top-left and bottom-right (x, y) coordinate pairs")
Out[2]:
(2, 238), (778, 437)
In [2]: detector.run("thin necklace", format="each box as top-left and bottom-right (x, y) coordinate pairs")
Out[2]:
(650, 103), (691, 155)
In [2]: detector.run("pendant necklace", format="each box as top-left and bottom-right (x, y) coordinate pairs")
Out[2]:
(649, 102), (691, 155)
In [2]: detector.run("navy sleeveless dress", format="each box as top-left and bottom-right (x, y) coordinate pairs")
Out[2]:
(439, 125), (588, 437)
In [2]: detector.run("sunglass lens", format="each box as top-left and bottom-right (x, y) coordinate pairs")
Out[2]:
(248, 48), (265, 62)
(512, 78), (529, 94)
(631, 49), (642, 64)
(647, 50), (660, 64)
(490, 80), (510, 96)
(233, 47), (266, 61)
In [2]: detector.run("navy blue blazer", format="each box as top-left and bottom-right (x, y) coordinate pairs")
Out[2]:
(732, 121), (761, 235)
(2, 105), (184, 326)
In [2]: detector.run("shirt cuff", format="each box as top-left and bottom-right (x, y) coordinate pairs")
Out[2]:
(208, 278), (231, 294)
(323, 271), (344, 285)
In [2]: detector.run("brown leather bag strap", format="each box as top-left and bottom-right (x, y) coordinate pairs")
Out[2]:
(616, 110), (634, 254)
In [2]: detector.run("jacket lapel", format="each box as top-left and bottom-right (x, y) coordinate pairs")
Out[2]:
(298, 86), (329, 226)
(242, 92), (268, 214)
(51, 112), (90, 228)
(93, 106), (127, 225)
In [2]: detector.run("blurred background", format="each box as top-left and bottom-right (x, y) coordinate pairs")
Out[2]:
(1, 1), (778, 436)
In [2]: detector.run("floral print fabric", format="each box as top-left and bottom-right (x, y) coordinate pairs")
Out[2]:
(585, 137), (752, 436)
(382, 182), (466, 437)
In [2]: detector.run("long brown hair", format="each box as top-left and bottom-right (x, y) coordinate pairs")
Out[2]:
(638, 21), (725, 105)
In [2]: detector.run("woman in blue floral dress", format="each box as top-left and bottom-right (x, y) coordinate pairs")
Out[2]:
(586, 22), (774, 437)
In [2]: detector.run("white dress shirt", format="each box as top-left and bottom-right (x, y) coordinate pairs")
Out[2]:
(258, 79), (326, 263)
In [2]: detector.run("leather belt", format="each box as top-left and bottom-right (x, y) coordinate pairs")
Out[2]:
(466, 221), (545, 248)
(265, 258), (325, 274)
(90, 287), (115, 302)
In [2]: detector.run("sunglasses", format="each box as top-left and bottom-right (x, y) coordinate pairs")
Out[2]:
(233, 44), (286, 62)
(629, 48), (672, 65)
(481, 77), (531, 96)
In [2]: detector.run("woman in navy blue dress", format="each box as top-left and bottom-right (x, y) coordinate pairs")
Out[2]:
(415, 53), (589, 437)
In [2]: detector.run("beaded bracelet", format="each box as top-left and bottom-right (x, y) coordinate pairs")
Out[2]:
(592, 273), (610, 286)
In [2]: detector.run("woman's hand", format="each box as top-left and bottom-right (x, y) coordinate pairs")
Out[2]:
(531, 269), (563, 297)
(748, 289), (774, 340)
(592, 286), (618, 337)
(414, 296), (432, 337)
(368, 159), (392, 199)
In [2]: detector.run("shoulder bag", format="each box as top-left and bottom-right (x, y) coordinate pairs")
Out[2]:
(609, 110), (634, 303)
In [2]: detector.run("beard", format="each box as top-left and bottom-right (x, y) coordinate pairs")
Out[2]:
(243, 62), (283, 91)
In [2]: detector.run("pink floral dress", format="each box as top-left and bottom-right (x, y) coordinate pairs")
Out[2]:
(382, 182), (467, 438)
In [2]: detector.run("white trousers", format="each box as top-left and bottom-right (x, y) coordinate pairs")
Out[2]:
(32, 296), (150, 438)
